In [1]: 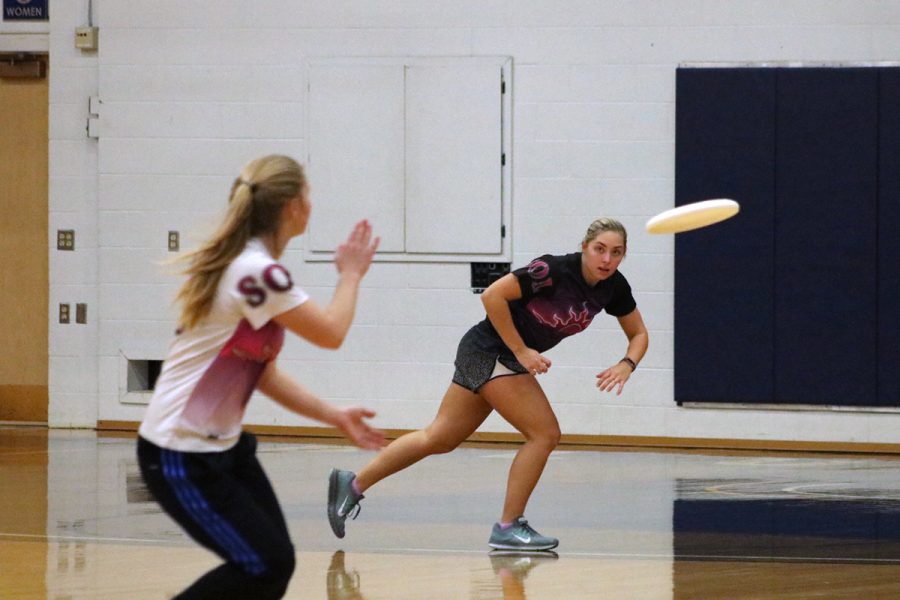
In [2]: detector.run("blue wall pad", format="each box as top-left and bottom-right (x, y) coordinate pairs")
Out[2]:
(675, 67), (894, 406)
(879, 68), (900, 406)
(674, 68), (776, 403)
(773, 68), (878, 405)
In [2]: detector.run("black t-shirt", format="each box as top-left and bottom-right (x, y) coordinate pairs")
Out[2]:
(469, 253), (637, 355)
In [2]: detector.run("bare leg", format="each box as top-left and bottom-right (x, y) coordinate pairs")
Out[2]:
(354, 383), (492, 492)
(479, 374), (560, 523)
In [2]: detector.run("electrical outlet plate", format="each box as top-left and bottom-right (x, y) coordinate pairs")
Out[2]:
(168, 231), (179, 251)
(59, 304), (70, 324)
(57, 230), (75, 250)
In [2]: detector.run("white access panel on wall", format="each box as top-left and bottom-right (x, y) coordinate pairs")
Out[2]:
(307, 65), (405, 253)
(306, 56), (512, 262)
(405, 64), (502, 254)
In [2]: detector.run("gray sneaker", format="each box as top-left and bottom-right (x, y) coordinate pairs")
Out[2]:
(488, 517), (559, 551)
(328, 468), (364, 539)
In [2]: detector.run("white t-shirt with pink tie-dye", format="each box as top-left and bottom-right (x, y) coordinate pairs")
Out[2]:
(139, 238), (308, 452)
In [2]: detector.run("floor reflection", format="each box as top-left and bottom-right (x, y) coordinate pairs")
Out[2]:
(7, 426), (900, 598)
(487, 551), (559, 600)
(672, 476), (900, 599)
(674, 478), (900, 561)
(675, 498), (900, 562)
(321, 549), (566, 600)
(326, 550), (364, 600)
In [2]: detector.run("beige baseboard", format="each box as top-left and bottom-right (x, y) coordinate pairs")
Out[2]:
(95, 420), (900, 455)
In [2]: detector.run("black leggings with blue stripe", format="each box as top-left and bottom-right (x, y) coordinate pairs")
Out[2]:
(137, 433), (296, 599)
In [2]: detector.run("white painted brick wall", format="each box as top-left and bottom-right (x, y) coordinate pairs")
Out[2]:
(42, 0), (900, 442)
(40, 0), (98, 427)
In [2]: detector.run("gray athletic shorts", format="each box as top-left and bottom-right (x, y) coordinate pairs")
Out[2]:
(452, 328), (528, 392)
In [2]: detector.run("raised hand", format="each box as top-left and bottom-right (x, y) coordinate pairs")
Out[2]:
(334, 220), (380, 278)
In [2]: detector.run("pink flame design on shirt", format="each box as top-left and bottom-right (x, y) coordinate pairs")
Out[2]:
(528, 299), (595, 335)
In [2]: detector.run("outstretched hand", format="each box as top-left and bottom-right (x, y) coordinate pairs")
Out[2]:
(334, 220), (380, 278)
(596, 362), (632, 395)
(335, 407), (385, 450)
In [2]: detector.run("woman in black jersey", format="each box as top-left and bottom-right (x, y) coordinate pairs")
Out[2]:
(328, 218), (649, 551)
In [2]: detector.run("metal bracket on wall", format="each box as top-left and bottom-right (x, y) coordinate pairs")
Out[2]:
(87, 96), (101, 139)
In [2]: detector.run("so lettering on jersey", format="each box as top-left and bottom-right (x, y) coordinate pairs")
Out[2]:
(237, 264), (294, 307)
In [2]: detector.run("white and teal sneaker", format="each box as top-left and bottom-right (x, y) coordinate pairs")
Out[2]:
(488, 517), (559, 551)
(328, 468), (364, 539)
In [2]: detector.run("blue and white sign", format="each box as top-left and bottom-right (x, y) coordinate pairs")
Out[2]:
(3, 0), (48, 21)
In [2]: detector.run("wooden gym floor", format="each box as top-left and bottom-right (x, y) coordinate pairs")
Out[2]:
(3, 424), (900, 599)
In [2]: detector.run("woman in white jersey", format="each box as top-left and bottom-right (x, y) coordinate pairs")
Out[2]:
(138, 155), (384, 599)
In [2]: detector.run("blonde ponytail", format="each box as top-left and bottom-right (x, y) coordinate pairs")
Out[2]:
(172, 155), (306, 330)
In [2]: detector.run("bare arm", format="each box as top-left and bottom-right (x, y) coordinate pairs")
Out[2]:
(257, 362), (385, 450)
(480, 273), (552, 374)
(596, 307), (649, 395)
(274, 220), (379, 349)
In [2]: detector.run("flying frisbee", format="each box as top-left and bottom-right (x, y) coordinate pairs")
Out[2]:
(645, 199), (740, 234)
